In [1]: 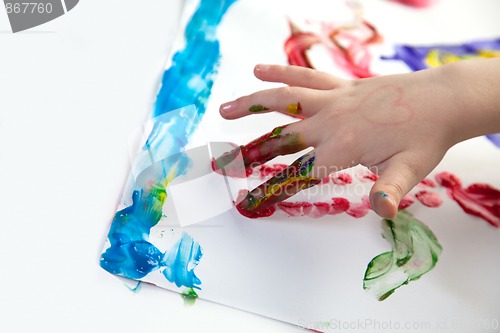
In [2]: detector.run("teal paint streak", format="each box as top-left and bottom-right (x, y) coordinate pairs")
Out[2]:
(100, 0), (237, 289)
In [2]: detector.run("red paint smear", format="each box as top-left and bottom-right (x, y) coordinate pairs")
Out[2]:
(277, 202), (313, 217)
(259, 164), (288, 178)
(398, 194), (415, 209)
(211, 157), (253, 177)
(419, 178), (437, 188)
(415, 190), (443, 208)
(326, 20), (381, 78)
(235, 190), (276, 218)
(356, 170), (379, 182)
(330, 172), (353, 185)
(394, 0), (435, 8)
(312, 202), (330, 218)
(285, 16), (381, 78)
(284, 21), (321, 68)
(346, 196), (371, 218)
(435, 172), (500, 227)
(330, 197), (351, 215)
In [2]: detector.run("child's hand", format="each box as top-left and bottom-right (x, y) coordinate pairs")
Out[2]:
(219, 61), (500, 219)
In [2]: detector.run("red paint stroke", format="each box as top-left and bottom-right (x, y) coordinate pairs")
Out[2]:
(356, 170), (379, 182)
(419, 178), (437, 188)
(277, 201), (313, 217)
(398, 193), (415, 209)
(276, 197), (351, 218)
(435, 172), (500, 227)
(415, 190), (443, 208)
(259, 164), (288, 178)
(325, 20), (382, 78)
(346, 196), (371, 218)
(235, 190), (276, 218)
(212, 126), (304, 178)
(284, 21), (321, 68)
(393, 0), (435, 8)
(284, 11), (382, 78)
(325, 172), (353, 185)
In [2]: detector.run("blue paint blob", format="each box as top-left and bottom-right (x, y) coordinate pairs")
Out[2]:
(163, 233), (203, 289)
(100, 0), (237, 289)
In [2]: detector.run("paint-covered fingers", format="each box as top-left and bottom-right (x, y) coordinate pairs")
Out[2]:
(254, 64), (346, 90)
(236, 151), (322, 217)
(212, 122), (315, 176)
(369, 152), (440, 219)
(220, 86), (325, 119)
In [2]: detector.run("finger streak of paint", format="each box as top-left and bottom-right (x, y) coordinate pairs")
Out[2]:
(436, 172), (500, 227)
(415, 190), (443, 208)
(100, 0), (237, 287)
(363, 210), (442, 301)
(236, 153), (321, 217)
(212, 125), (306, 177)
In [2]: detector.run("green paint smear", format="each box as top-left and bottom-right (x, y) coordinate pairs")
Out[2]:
(363, 210), (442, 301)
(249, 104), (269, 112)
(181, 287), (199, 306)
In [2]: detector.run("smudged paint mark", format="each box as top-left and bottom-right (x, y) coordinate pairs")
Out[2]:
(394, 0), (435, 8)
(259, 164), (288, 178)
(419, 178), (437, 188)
(125, 281), (142, 293)
(284, 6), (382, 78)
(415, 190), (443, 208)
(249, 104), (269, 112)
(356, 170), (379, 182)
(101, 0), (237, 289)
(286, 103), (302, 116)
(236, 152), (321, 217)
(398, 193), (415, 209)
(363, 210), (442, 301)
(284, 20), (321, 68)
(181, 287), (199, 306)
(162, 232), (203, 289)
(435, 172), (500, 227)
(346, 196), (371, 218)
(328, 172), (353, 185)
(212, 125), (305, 177)
(382, 39), (500, 71)
(486, 134), (500, 148)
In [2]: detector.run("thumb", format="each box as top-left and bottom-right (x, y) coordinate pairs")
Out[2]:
(369, 154), (429, 220)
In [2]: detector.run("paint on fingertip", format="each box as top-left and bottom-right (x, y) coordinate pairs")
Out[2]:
(286, 102), (302, 115)
(377, 191), (389, 198)
(249, 104), (269, 112)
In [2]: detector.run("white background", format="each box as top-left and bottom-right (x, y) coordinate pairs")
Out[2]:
(1, 1), (499, 332)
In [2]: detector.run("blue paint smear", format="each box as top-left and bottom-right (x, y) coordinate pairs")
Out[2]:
(381, 38), (500, 71)
(163, 233), (203, 288)
(100, 0), (237, 289)
(486, 134), (500, 148)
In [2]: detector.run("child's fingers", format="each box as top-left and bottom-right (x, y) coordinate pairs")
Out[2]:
(212, 120), (319, 174)
(236, 150), (322, 216)
(254, 64), (346, 90)
(220, 86), (326, 119)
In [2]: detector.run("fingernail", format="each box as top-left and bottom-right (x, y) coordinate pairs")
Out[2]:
(220, 102), (235, 115)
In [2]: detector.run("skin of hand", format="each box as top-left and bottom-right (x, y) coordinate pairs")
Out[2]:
(219, 59), (500, 219)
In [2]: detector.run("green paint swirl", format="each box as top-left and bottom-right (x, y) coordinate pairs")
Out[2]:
(363, 210), (442, 301)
